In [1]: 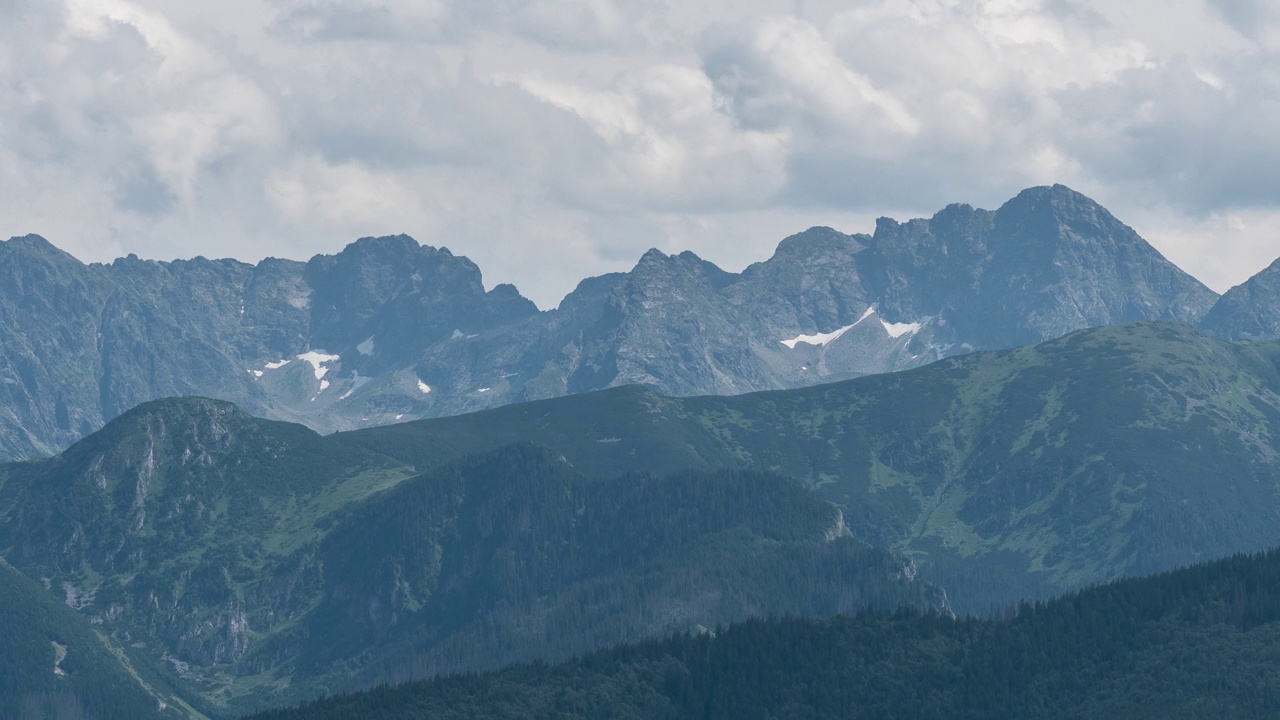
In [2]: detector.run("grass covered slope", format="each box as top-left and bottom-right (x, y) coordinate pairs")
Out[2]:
(246, 547), (1280, 720)
(341, 322), (1280, 607)
(0, 408), (940, 716)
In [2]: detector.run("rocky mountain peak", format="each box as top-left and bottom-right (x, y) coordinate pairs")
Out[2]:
(926, 202), (994, 241)
(635, 247), (672, 267)
(1199, 256), (1280, 340)
(331, 233), (425, 260)
(0, 186), (1244, 464)
(486, 282), (526, 301)
(306, 234), (501, 352)
(2, 233), (69, 254)
(0, 234), (86, 272)
(628, 248), (728, 289)
(961, 184), (1219, 347)
(992, 184), (1120, 243)
(768, 226), (866, 260)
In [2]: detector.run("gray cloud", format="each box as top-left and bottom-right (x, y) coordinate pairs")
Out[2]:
(269, 0), (668, 51)
(269, 1), (419, 42)
(0, 0), (1277, 308)
(112, 163), (179, 215)
(1208, 0), (1279, 38)
(1058, 54), (1280, 212)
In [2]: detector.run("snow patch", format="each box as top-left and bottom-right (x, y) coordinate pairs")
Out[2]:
(782, 326), (853, 349)
(418, 381), (432, 395)
(880, 320), (922, 338)
(248, 369), (263, 378)
(264, 360), (290, 370)
(478, 387), (491, 393)
(357, 337), (375, 356)
(296, 351), (340, 380)
(780, 306), (878, 349)
(450, 329), (464, 339)
(318, 379), (330, 392)
(395, 414), (404, 420)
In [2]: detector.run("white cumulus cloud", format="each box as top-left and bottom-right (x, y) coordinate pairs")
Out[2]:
(0, 0), (1276, 306)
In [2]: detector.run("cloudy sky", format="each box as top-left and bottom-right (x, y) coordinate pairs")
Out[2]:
(1, 0), (1277, 308)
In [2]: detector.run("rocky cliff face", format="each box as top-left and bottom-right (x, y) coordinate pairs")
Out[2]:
(0, 186), (1219, 462)
(0, 234), (536, 461)
(857, 186), (1219, 349)
(423, 187), (1215, 415)
(1200, 257), (1280, 341)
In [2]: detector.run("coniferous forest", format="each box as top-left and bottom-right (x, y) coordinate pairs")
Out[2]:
(247, 548), (1280, 719)
(0, 557), (179, 719)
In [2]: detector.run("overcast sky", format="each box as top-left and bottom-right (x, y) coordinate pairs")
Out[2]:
(2, 0), (1278, 308)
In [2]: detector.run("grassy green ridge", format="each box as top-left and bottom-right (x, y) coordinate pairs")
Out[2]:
(337, 322), (1280, 608)
(244, 547), (1280, 720)
(0, 398), (417, 717)
(0, 410), (939, 716)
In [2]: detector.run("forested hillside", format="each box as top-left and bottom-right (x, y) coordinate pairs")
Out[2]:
(0, 410), (939, 716)
(0, 557), (189, 719)
(288, 445), (943, 694)
(341, 321), (1280, 609)
(247, 548), (1280, 720)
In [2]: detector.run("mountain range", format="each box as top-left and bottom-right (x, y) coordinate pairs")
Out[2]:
(5, 321), (1280, 714)
(6, 184), (1280, 717)
(10, 183), (1276, 464)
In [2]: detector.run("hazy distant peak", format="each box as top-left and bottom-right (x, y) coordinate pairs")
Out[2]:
(994, 184), (1116, 230)
(1200, 254), (1280, 340)
(1, 233), (84, 265)
(342, 233), (426, 255)
(770, 226), (866, 258)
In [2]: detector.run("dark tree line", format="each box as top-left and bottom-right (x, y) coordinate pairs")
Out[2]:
(246, 547), (1280, 720)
